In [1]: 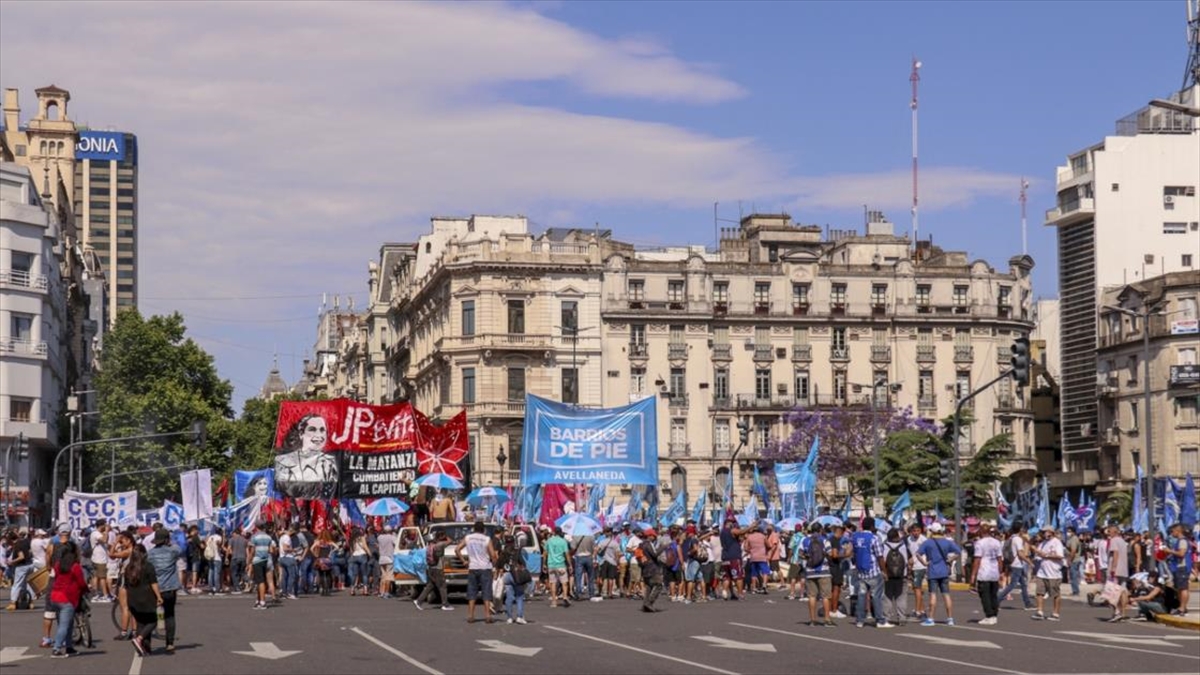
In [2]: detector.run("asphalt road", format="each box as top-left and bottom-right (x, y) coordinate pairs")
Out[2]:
(1, 590), (1197, 675)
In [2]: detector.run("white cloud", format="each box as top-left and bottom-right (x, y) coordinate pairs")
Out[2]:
(795, 167), (1028, 212)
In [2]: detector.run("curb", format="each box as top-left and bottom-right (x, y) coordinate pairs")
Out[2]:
(949, 582), (971, 592)
(1152, 613), (1200, 632)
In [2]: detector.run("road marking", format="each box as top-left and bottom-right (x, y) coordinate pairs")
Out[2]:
(728, 623), (1028, 675)
(232, 642), (302, 660)
(903, 634), (1001, 649)
(953, 625), (1200, 660)
(128, 653), (142, 675)
(0, 647), (38, 664)
(692, 636), (777, 652)
(350, 626), (446, 675)
(1056, 631), (1195, 648)
(477, 639), (542, 657)
(544, 625), (741, 675)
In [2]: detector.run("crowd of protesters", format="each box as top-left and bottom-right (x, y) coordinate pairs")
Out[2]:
(1, 505), (1197, 656)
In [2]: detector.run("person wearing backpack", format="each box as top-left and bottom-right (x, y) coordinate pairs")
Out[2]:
(916, 522), (962, 626)
(998, 523), (1035, 610)
(801, 523), (835, 626)
(851, 517), (891, 628)
(881, 527), (909, 626)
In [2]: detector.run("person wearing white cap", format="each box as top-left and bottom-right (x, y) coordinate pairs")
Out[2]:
(916, 522), (961, 626)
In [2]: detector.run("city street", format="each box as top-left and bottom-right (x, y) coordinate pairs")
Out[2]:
(1, 591), (1197, 675)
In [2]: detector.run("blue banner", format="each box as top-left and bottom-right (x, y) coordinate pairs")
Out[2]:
(75, 130), (126, 161)
(521, 395), (658, 485)
(234, 469), (279, 500)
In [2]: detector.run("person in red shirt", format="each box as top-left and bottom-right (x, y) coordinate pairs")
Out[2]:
(47, 540), (88, 658)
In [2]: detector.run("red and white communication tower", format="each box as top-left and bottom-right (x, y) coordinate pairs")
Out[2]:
(910, 56), (921, 255)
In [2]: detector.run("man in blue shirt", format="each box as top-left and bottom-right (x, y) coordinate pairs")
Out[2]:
(146, 529), (182, 653)
(248, 522), (276, 610)
(801, 523), (836, 627)
(916, 522), (962, 626)
(851, 517), (890, 628)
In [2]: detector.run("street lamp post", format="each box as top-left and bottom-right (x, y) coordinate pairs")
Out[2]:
(497, 444), (507, 488)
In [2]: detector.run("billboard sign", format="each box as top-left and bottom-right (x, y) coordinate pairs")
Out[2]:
(521, 395), (658, 485)
(75, 130), (126, 162)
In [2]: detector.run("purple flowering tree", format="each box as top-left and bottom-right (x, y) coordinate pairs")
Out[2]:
(762, 405), (941, 492)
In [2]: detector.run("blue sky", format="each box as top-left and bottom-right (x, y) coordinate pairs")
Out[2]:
(0, 1), (1188, 408)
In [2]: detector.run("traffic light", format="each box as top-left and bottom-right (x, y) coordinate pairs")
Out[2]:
(736, 418), (750, 446)
(1010, 336), (1031, 386)
(16, 433), (29, 461)
(963, 488), (977, 514)
(938, 458), (953, 485)
(192, 420), (207, 449)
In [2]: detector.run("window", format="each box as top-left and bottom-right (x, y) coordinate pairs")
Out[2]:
(631, 323), (646, 345)
(669, 367), (686, 398)
(1164, 185), (1196, 196)
(755, 419), (772, 450)
(11, 251), (32, 275)
(88, 201), (109, 211)
(953, 285), (969, 306)
(1176, 398), (1197, 426)
(1070, 154), (1088, 174)
(916, 284), (931, 306)
(1185, 254), (1195, 267)
(831, 283), (847, 307)
(713, 325), (729, 345)
(919, 371), (934, 403)
(117, 229), (134, 239)
(560, 300), (578, 333)
(1180, 347), (1198, 365)
(116, 269), (135, 279)
(754, 282), (771, 310)
(117, 256), (134, 266)
(1164, 222), (1188, 234)
(116, 216), (134, 225)
(562, 368), (579, 404)
(793, 326), (809, 345)
(871, 284), (887, 306)
(832, 327), (846, 353)
(956, 371), (971, 399)
(8, 399), (33, 422)
(670, 419), (687, 448)
(507, 299), (525, 334)
(754, 325), (769, 347)
(714, 420), (731, 454)
(874, 372), (889, 402)
(767, 244), (779, 263)
(668, 280), (685, 303)
(89, 212), (109, 224)
(954, 327), (970, 345)
(462, 367), (476, 404)
(117, 284), (134, 294)
(792, 283), (809, 309)
(628, 280), (645, 301)
(669, 324), (685, 345)
(713, 282), (729, 304)
(89, 186), (109, 196)
(14, 144), (25, 156)
(872, 328), (887, 346)
(795, 371), (810, 402)
(117, 188), (135, 197)
(631, 366), (646, 396)
(1182, 447), (1200, 474)
(507, 432), (523, 473)
(1111, 183), (1119, 192)
(440, 370), (451, 405)
(755, 369), (772, 401)
(714, 368), (729, 401)
(507, 367), (526, 401)
(10, 313), (33, 340)
(1129, 355), (1139, 384)
(1130, 401), (1140, 430)
(918, 327), (933, 345)
(999, 286), (1011, 306)
(833, 371), (847, 402)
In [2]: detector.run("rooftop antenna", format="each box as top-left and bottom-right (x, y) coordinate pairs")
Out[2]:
(1186, 0), (1199, 89)
(910, 56), (922, 257)
(1019, 177), (1030, 255)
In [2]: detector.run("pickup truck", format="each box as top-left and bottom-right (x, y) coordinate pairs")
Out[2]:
(389, 527), (427, 591)
(425, 522), (541, 595)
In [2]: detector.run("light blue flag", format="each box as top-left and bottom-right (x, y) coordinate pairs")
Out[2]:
(767, 502), (780, 524)
(1057, 492), (1076, 531)
(837, 494), (852, 521)
(1162, 478), (1182, 527)
(586, 485), (605, 518)
(752, 464), (770, 505)
(691, 492), (707, 525)
(889, 490), (911, 526)
(645, 486), (660, 523)
(627, 485), (643, 521)
(1036, 479), (1050, 530)
(743, 494), (759, 523)
(660, 491), (686, 526)
(801, 436), (819, 475)
(1133, 466), (1148, 532)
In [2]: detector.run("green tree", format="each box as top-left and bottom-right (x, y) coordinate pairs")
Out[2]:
(89, 310), (235, 504)
(227, 392), (311, 473)
(960, 433), (1014, 518)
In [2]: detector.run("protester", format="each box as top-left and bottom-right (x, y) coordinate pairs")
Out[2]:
(916, 522), (961, 626)
(415, 530), (453, 610)
(970, 523), (1003, 625)
(638, 528), (665, 613)
(89, 521), (113, 603)
(457, 520), (496, 624)
(998, 523), (1034, 610)
(124, 546), (163, 657)
(545, 527), (572, 608)
(145, 528), (181, 653)
(1064, 526), (1083, 596)
(801, 523), (835, 627)
(1165, 522), (1193, 617)
(249, 522), (275, 610)
(881, 527), (909, 626)
(46, 540), (87, 658)
(851, 517), (890, 628)
(905, 522), (929, 620)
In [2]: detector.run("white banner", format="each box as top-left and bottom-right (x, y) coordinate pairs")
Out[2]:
(180, 469), (213, 522)
(59, 490), (138, 530)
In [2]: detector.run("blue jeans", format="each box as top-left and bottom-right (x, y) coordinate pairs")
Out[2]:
(279, 557), (298, 596)
(1069, 560), (1083, 595)
(574, 556), (594, 598)
(503, 573), (525, 619)
(230, 559), (246, 590)
(856, 574), (886, 624)
(51, 600), (75, 650)
(208, 559), (223, 591)
(349, 555), (369, 588)
(298, 557), (313, 594)
(999, 566), (1033, 607)
(10, 564), (32, 603)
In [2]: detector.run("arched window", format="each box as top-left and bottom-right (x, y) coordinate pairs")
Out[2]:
(56, 141), (64, 155)
(46, 101), (59, 120)
(670, 466), (685, 497)
(40, 140), (47, 155)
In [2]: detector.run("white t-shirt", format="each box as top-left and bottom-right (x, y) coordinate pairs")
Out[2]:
(462, 532), (492, 570)
(30, 536), (50, 568)
(279, 533), (294, 558)
(906, 534), (928, 571)
(90, 530), (109, 565)
(1097, 538), (1109, 569)
(974, 536), (1002, 582)
(1007, 535), (1026, 569)
(142, 533), (156, 550)
(1035, 537), (1065, 579)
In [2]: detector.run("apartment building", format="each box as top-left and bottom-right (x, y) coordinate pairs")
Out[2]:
(1045, 85), (1200, 490)
(73, 129), (139, 319)
(1095, 270), (1200, 492)
(320, 212), (1036, 503)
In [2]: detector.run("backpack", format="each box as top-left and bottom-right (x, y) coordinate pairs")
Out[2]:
(1002, 537), (1019, 568)
(852, 532), (876, 573)
(884, 542), (907, 580)
(806, 536), (826, 569)
(204, 536), (218, 561)
(510, 560), (532, 587)
(659, 543), (678, 568)
(689, 539), (709, 563)
(81, 533), (94, 559)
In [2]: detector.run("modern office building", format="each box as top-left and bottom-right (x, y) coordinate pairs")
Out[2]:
(1045, 84), (1200, 490)
(73, 128), (139, 320)
(314, 212), (1036, 503)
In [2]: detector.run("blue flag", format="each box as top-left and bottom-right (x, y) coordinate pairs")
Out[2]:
(586, 486), (605, 518)
(660, 491), (686, 526)
(752, 464), (770, 505)
(1162, 478), (1182, 528)
(743, 494), (759, 523)
(889, 490), (911, 526)
(1181, 473), (1197, 529)
(691, 492), (707, 525)
(1036, 479), (1050, 530)
(1057, 492), (1076, 531)
(801, 436), (819, 475)
(646, 487), (661, 524)
(767, 502), (780, 524)
(1133, 466), (1148, 532)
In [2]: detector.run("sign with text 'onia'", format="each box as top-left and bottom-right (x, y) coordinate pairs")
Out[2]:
(75, 130), (126, 162)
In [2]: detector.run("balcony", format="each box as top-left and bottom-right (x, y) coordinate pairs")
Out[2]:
(870, 345), (891, 363)
(628, 297), (646, 310)
(0, 269), (48, 291)
(1044, 197), (1095, 227)
(714, 444), (733, 458)
(753, 302), (771, 315)
(830, 347), (850, 362)
(668, 343), (688, 360)
(753, 345), (774, 362)
(668, 442), (691, 458)
(711, 396), (734, 410)
(916, 302), (933, 314)
(0, 337), (48, 358)
(712, 344), (732, 361)
(668, 300), (687, 311)
(997, 304), (1013, 319)
(793, 303), (809, 316)
(954, 345), (974, 363)
(916, 345), (936, 362)
(995, 396), (1031, 415)
(475, 333), (552, 350)
(735, 393), (796, 409)
(830, 302), (847, 316)
(713, 301), (728, 315)
(871, 302), (887, 316)
(462, 400), (527, 418)
(791, 344), (812, 362)
(628, 343), (648, 358)
(918, 396), (937, 410)
(667, 393), (689, 409)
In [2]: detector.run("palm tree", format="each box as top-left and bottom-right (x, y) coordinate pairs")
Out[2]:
(1098, 491), (1133, 527)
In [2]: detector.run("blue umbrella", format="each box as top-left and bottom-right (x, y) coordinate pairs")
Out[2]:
(361, 498), (410, 517)
(465, 486), (511, 507)
(413, 473), (464, 491)
(555, 513), (602, 537)
(813, 514), (845, 528)
(775, 517), (805, 532)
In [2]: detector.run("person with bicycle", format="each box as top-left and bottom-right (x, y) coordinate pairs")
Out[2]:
(47, 540), (87, 658)
(145, 529), (181, 653)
